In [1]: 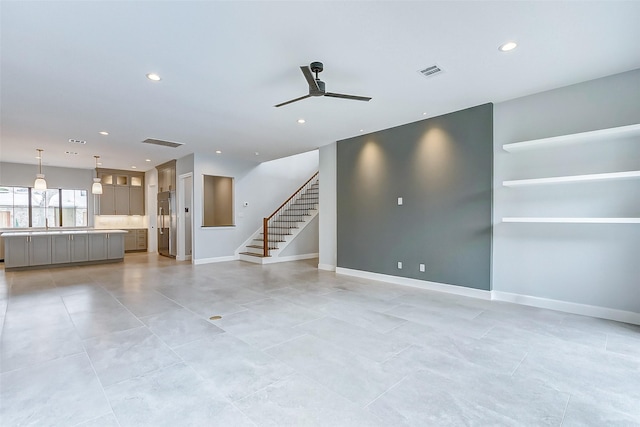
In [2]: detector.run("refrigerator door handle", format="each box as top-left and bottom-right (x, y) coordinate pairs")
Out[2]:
(159, 207), (164, 234)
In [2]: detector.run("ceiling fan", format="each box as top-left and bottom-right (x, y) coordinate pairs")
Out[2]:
(275, 61), (372, 108)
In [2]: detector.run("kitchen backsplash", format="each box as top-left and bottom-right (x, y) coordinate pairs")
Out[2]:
(94, 215), (147, 229)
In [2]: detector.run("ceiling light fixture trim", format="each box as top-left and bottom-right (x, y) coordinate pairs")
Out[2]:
(499, 41), (518, 52)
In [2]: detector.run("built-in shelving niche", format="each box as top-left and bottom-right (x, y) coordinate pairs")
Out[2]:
(501, 123), (640, 224)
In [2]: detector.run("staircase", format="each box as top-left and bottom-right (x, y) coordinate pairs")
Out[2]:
(239, 173), (318, 264)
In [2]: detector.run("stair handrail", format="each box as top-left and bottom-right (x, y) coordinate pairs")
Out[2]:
(263, 171), (319, 257)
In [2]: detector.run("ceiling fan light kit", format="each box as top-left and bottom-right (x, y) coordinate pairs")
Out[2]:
(275, 61), (372, 108)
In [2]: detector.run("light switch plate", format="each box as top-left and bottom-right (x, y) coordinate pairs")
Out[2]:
(419, 264), (425, 272)
(397, 261), (403, 269)
(397, 197), (403, 205)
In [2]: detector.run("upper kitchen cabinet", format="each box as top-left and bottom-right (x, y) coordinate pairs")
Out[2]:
(97, 168), (145, 215)
(156, 160), (176, 193)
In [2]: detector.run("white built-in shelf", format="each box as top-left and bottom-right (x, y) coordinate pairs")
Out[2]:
(502, 217), (640, 224)
(503, 170), (640, 187)
(503, 123), (640, 152)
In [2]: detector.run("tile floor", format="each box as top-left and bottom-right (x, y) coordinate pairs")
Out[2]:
(1, 253), (639, 426)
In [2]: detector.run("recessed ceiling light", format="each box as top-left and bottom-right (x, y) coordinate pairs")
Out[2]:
(297, 119), (305, 124)
(216, 150), (222, 154)
(145, 159), (151, 162)
(97, 162), (102, 166)
(499, 41), (518, 52)
(359, 129), (364, 132)
(99, 131), (109, 136)
(255, 152), (259, 156)
(131, 166), (137, 169)
(146, 73), (161, 81)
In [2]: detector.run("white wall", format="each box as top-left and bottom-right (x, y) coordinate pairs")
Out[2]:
(192, 150), (319, 262)
(493, 69), (640, 314)
(0, 162), (96, 225)
(279, 216), (319, 257)
(318, 143), (337, 270)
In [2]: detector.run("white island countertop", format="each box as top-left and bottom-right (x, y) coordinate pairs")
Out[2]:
(1, 229), (129, 237)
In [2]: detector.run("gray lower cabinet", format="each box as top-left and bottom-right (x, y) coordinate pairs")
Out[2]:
(89, 233), (124, 260)
(70, 234), (89, 262)
(107, 233), (124, 259)
(124, 229), (148, 252)
(4, 235), (52, 268)
(29, 235), (51, 266)
(3, 232), (123, 269)
(51, 234), (71, 264)
(5, 237), (29, 268)
(51, 234), (90, 265)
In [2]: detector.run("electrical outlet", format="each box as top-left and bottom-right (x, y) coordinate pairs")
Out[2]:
(419, 264), (425, 272)
(397, 197), (403, 205)
(397, 261), (403, 269)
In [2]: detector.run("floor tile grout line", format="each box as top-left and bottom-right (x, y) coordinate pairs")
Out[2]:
(363, 373), (410, 409)
(559, 394), (572, 426)
(509, 352), (528, 377)
(261, 332), (310, 352)
(76, 340), (122, 427)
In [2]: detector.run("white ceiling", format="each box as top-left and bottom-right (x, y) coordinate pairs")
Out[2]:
(2, 1), (639, 172)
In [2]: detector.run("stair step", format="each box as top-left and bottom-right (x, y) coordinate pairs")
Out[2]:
(247, 244), (278, 250)
(239, 252), (269, 258)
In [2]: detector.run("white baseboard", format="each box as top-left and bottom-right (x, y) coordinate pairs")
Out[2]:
(193, 255), (239, 265)
(491, 291), (640, 325)
(317, 263), (336, 272)
(335, 267), (491, 300)
(176, 254), (192, 262)
(262, 253), (318, 264)
(334, 267), (639, 325)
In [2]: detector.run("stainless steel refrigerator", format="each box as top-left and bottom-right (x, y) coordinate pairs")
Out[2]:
(157, 191), (176, 258)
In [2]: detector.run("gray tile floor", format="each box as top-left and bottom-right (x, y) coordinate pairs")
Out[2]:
(1, 253), (639, 426)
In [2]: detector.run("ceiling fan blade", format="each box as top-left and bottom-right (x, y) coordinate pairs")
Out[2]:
(274, 94), (311, 108)
(324, 92), (372, 102)
(300, 66), (321, 93)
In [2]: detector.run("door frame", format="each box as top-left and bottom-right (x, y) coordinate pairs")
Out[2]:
(177, 172), (193, 261)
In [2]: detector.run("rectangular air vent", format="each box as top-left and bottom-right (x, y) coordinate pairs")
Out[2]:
(418, 65), (443, 78)
(142, 138), (184, 148)
(68, 139), (87, 144)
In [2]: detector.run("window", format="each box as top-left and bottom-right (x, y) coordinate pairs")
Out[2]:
(0, 186), (88, 228)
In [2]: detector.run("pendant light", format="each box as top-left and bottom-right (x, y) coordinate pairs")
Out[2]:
(34, 149), (47, 190)
(91, 155), (103, 194)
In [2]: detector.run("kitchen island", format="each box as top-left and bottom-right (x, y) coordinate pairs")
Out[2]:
(2, 229), (127, 270)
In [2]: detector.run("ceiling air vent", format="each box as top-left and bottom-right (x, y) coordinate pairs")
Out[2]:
(142, 138), (184, 148)
(418, 65), (443, 78)
(68, 139), (87, 144)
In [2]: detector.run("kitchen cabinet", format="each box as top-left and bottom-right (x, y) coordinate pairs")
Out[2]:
(156, 160), (176, 193)
(97, 169), (145, 215)
(124, 229), (148, 252)
(100, 185), (116, 215)
(115, 186), (130, 215)
(129, 186), (144, 216)
(89, 232), (124, 260)
(2, 230), (125, 270)
(51, 233), (90, 264)
(4, 234), (51, 268)
(51, 234), (71, 264)
(70, 234), (89, 262)
(5, 236), (29, 268)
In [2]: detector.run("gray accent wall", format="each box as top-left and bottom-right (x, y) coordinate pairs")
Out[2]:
(337, 104), (493, 290)
(493, 69), (640, 313)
